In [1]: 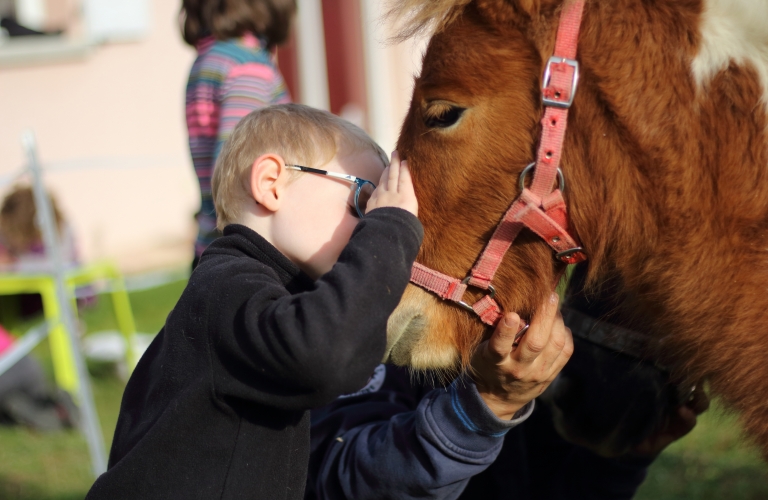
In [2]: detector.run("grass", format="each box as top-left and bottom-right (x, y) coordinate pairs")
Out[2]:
(0, 377), (125, 500)
(1, 277), (767, 499)
(0, 279), (186, 500)
(636, 404), (768, 499)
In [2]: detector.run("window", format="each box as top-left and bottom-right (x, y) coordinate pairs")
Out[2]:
(0, 0), (78, 38)
(82, 0), (149, 42)
(0, 0), (149, 67)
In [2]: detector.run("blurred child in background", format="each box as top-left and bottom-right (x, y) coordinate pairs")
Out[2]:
(0, 185), (78, 274)
(0, 186), (79, 431)
(0, 185), (81, 320)
(181, 0), (295, 267)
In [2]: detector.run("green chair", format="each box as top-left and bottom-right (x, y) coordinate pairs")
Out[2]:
(0, 260), (136, 395)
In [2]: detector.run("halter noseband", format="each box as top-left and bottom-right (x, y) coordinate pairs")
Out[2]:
(409, 0), (588, 328)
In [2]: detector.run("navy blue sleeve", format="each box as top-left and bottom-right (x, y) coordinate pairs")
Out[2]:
(307, 365), (533, 500)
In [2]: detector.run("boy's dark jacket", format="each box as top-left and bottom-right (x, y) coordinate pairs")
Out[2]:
(86, 208), (423, 500)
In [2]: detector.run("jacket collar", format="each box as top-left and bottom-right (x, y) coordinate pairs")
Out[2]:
(211, 224), (314, 292)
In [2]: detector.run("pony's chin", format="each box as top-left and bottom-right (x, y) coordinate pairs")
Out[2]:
(385, 285), (459, 370)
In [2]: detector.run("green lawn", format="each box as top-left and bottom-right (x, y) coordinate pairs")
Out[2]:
(1, 278), (767, 499)
(636, 405), (768, 499)
(0, 279), (187, 500)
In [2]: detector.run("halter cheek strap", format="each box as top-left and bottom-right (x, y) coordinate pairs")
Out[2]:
(409, 0), (588, 327)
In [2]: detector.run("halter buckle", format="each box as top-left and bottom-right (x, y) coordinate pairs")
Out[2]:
(555, 246), (586, 263)
(457, 276), (496, 313)
(542, 56), (580, 109)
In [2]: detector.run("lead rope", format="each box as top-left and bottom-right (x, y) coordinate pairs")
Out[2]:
(410, 0), (588, 329)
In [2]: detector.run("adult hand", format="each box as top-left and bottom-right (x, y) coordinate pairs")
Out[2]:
(366, 151), (418, 217)
(471, 293), (573, 419)
(631, 382), (710, 457)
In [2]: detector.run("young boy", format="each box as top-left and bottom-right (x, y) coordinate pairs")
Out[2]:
(86, 104), (422, 500)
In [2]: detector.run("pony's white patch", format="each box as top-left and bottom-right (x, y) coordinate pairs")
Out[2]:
(409, 341), (458, 371)
(692, 0), (768, 104)
(386, 288), (430, 364)
(385, 285), (459, 369)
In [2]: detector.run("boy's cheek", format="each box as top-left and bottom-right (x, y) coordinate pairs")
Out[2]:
(319, 220), (358, 275)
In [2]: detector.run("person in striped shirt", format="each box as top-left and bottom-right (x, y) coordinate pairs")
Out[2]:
(181, 0), (295, 266)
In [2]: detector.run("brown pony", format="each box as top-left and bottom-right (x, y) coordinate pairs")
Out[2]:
(384, 0), (768, 455)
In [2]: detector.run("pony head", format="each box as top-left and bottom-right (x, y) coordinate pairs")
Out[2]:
(386, 0), (574, 371)
(385, 0), (768, 459)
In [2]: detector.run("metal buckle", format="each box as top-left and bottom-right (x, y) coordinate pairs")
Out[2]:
(519, 162), (565, 192)
(555, 247), (584, 261)
(512, 323), (530, 348)
(542, 56), (580, 109)
(457, 276), (496, 313)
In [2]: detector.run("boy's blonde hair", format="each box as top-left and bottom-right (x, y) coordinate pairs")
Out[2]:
(212, 103), (387, 229)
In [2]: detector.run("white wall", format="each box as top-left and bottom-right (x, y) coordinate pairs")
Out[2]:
(361, 1), (427, 153)
(0, 0), (198, 272)
(0, 0), (426, 273)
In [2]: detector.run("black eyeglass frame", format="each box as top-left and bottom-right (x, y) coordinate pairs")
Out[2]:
(285, 164), (376, 218)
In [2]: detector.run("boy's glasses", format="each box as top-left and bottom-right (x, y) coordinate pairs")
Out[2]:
(285, 165), (376, 218)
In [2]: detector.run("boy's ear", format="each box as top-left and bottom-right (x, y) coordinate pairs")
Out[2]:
(249, 154), (287, 212)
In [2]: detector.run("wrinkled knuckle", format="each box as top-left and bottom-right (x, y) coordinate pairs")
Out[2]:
(526, 340), (545, 354)
(551, 337), (566, 351)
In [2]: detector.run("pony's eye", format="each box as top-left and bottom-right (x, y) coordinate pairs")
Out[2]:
(423, 102), (466, 129)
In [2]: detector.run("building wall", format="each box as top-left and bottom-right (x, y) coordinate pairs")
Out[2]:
(0, 0), (198, 272)
(0, 0), (425, 273)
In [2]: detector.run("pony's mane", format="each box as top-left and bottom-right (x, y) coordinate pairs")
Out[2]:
(385, 0), (471, 40)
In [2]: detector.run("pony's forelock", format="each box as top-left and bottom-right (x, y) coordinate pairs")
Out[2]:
(385, 0), (472, 41)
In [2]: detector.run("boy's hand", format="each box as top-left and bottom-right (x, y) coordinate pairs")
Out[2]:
(471, 294), (573, 420)
(366, 151), (418, 216)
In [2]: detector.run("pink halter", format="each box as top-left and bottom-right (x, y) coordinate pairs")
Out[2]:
(410, 0), (588, 328)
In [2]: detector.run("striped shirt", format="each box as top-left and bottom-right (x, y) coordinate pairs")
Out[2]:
(185, 33), (291, 257)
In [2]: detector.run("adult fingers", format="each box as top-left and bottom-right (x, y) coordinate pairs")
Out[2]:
(486, 312), (523, 360)
(514, 293), (559, 365)
(526, 311), (568, 373)
(545, 324), (573, 378)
